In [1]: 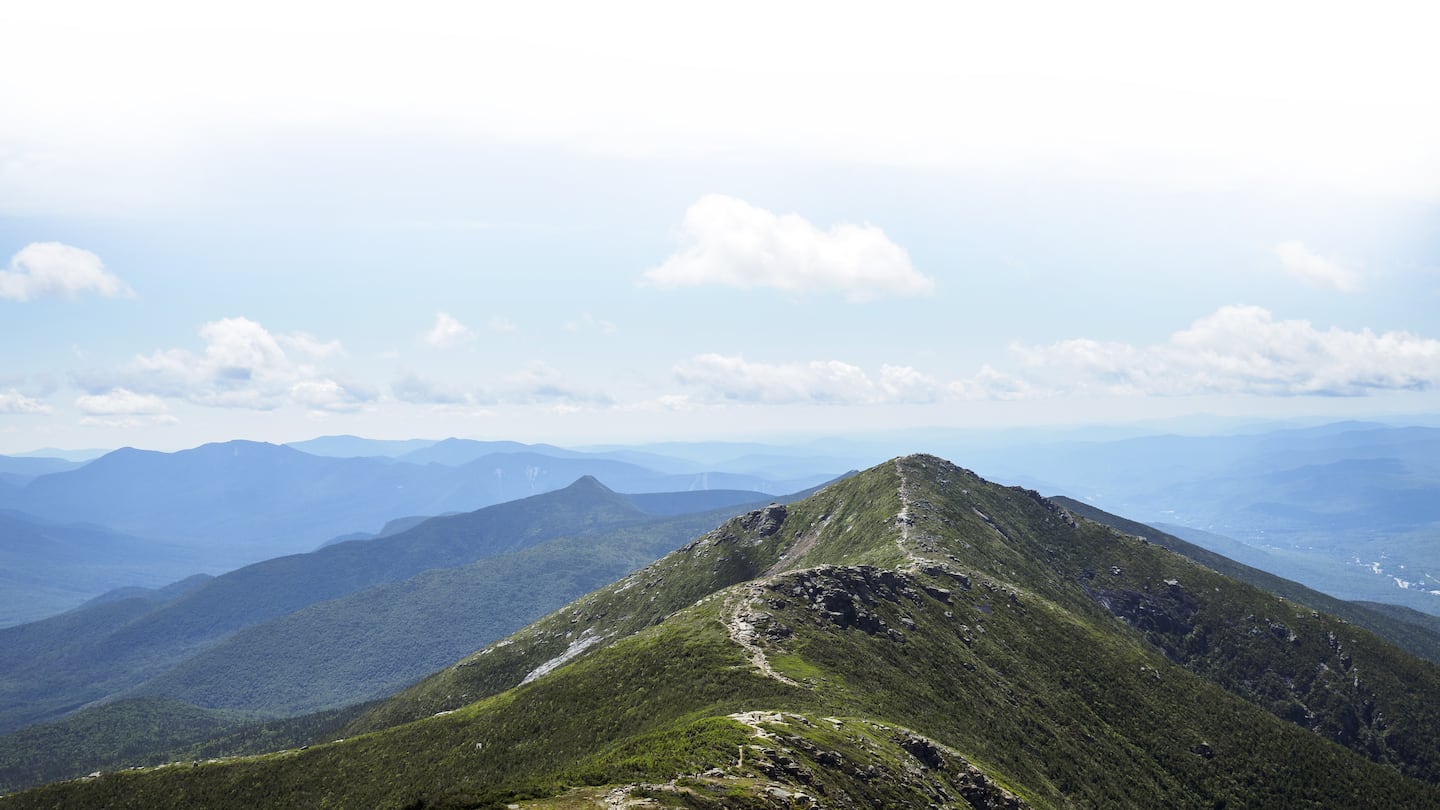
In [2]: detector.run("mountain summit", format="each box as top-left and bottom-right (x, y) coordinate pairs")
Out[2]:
(12, 455), (1440, 808)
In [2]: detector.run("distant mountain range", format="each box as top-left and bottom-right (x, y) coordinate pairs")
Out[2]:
(0, 439), (844, 625)
(8, 455), (1440, 807)
(6, 421), (1439, 629)
(0, 477), (777, 738)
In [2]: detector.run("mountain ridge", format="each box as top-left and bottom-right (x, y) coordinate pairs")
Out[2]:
(10, 454), (1440, 808)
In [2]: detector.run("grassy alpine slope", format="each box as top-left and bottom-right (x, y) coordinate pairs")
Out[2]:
(9, 455), (1440, 808)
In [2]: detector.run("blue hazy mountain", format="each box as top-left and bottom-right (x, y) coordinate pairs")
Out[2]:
(0, 476), (681, 734)
(397, 437), (588, 465)
(0, 511), (211, 628)
(0, 441), (830, 572)
(282, 435), (438, 458)
(0, 455), (86, 487)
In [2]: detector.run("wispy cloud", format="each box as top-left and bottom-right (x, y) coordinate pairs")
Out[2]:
(1275, 241), (1362, 292)
(392, 363), (612, 409)
(644, 195), (933, 302)
(0, 390), (52, 414)
(485, 362), (614, 407)
(391, 372), (472, 405)
(424, 312), (474, 348)
(0, 243), (134, 302)
(564, 313), (617, 334)
(488, 316), (519, 334)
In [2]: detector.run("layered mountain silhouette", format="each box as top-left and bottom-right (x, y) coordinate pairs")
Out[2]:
(10, 455), (1440, 808)
(0, 478), (767, 738)
(0, 511), (209, 627)
(0, 440), (835, 626)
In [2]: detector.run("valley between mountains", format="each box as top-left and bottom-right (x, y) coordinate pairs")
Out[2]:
(5, 454), (1440, 808)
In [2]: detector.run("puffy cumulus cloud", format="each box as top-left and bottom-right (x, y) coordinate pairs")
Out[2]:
(0, 243), (134, 302)
(1014, 305), (1440, 397)
(116, 317), (375, 412)
(425, 312), (474, 348)
(643, 195), (933, 302)
(1275, 241), (1362, 292)
(0, 389), (52, 414)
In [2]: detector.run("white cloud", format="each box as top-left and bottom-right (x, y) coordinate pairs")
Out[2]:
(1012, 305), (1440, 397)
(290, 379), (376, 413)
(644, 195), (933, 302)
(673, 354), (999, 406)
(488, 316), (519, 334)
(114, 317), (374, 411)
(391, 372), (471, 405)
(0, 390), (52, 414)
(670, 306), (1440, 408)
(279, 332), (346, 359)
(75, 388), (169, 416)
(1275, 241), (1362, 292)
(74, 387), (176, 426)
(80, 415), (179, 428)
(425, 312), (474, 348)
(392, 363), (610, 408)
(564, 313), (617, 334)
(486, 362), (613, 406)
(674, 354), (881, 404)
(950, 365), (1045, 401)
(878, 365), (949, 404)
(0, 243), (134, 302)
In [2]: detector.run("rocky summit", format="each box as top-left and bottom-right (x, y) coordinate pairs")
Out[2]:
(8, 455), (1440, 809)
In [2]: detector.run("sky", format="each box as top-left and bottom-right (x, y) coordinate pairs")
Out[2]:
(2, 1), (1439, 454)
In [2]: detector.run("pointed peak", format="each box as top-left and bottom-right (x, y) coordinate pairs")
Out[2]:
(564, 475), (615, 494)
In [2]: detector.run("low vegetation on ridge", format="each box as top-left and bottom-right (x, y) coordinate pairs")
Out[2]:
(7, 455), (1440, 808)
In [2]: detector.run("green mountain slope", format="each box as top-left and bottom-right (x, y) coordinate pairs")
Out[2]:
(0, 698), (375, 795)
(1052, 496), (1440, 664)
(0, 477), (662, 734)
(9, 455), (1440, 808)
(0, 490), (771, 792)
(125, 504), (755, 717)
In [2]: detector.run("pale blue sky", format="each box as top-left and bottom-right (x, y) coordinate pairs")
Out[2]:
(2, 2), (1438, 453)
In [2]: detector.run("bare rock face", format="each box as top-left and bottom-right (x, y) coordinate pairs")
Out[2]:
(763, 565), (929, 639)
(740, 504), (788, 538)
